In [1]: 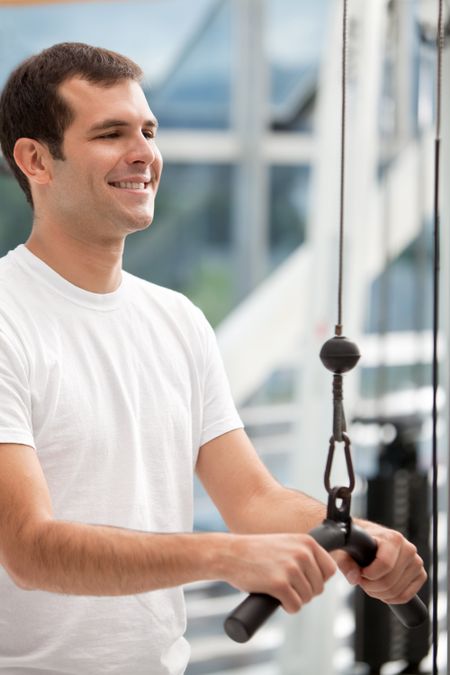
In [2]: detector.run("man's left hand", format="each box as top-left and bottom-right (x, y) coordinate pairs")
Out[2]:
(334, 521), (427, 604)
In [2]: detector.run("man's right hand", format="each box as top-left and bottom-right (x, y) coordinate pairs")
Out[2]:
(221, 533), (337, 613)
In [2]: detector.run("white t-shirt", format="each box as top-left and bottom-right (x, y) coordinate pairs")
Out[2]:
(0, 245), (243, 675)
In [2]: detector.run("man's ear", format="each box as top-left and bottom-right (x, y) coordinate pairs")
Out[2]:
(13, 138), (54, 186)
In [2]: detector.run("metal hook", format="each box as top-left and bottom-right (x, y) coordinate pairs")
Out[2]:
(324, 432), (355, 495)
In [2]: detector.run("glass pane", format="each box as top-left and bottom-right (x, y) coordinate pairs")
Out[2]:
(269, 164), (310, 266)
(0, 175), (32, 254)
(150, 1), (233, 129)
(0, 0), (219, 92)
(265, 0), (332, 131)
(123, 163), (234, 326)
(365, 229), (432, 333)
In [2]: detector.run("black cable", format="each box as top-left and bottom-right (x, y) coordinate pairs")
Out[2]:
(337, 0), (348, 336)
(431, 1), (443, 674)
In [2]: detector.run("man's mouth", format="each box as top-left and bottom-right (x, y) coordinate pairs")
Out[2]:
(109, 181), (149, 190)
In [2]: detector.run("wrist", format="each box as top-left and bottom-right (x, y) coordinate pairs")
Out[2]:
(199, 532), (242, 584)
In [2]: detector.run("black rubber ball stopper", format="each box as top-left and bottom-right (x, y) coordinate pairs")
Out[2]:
(319, 336), (361, 374)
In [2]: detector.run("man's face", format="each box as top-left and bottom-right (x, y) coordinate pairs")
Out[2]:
(47, 76), (163, 243)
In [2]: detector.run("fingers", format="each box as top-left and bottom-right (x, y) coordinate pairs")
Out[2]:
(315, 540), (339, 581)
(357, 528), (403, 583)
(228, 533), (337, 615)
(334, 550), (362, 585)
(277, 568), (312, 614)
(338, 523), (427, 604)
(272, 536), (337, 613)
(360, 549), (426, 604)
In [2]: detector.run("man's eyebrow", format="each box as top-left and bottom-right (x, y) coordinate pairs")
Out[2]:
(88, 118), (159, 133)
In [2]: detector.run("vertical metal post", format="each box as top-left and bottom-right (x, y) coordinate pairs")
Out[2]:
(393, 0), (416, 143)
(231, 0), (270, 301)
(442, 28), (450, 675)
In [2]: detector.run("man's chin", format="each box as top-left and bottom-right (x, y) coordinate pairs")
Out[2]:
(124, 212), (154, 234)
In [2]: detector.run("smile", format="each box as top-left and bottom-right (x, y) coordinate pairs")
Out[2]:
(110, 181), (149, 190)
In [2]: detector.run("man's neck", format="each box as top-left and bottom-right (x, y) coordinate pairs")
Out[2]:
(25, 227), (124, 294)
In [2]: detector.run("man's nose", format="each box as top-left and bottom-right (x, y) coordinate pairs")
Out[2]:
(126, 134), (158, 165)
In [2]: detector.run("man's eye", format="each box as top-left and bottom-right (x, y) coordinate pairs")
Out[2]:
(143, 130), (155, 139)
(98, 132), (119, 139)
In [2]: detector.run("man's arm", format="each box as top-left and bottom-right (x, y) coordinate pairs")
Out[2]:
(196, 428), (427, 605)
(196, 428), (328, 534)
(0, 443), (335, 612)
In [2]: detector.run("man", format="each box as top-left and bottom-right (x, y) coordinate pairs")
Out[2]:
(0, 43), (425, 674)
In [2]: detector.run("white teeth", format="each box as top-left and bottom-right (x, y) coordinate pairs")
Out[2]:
(112, 181), (146, 190)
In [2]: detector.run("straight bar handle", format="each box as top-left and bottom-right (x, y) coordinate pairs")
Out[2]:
(224, 521), (428, 643)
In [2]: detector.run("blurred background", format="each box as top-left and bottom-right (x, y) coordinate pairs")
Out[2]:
(0, 0), (449, 673)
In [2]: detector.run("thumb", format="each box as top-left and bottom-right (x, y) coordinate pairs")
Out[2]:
(333, 551), (362, 586)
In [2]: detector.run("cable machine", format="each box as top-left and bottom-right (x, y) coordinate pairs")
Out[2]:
(222, 0), (445, 672)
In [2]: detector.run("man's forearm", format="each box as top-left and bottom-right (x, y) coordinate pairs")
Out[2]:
(7, 518), (338, 613)
(9, 520), (231, 595)
(228, 484), (327, 536)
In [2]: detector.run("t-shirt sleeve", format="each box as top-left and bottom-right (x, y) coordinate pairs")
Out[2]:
(0, 329), (34, 448)
(196, 311), (244, 447)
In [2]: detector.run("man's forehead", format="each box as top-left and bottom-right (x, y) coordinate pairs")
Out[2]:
(58, 76), (153, 125)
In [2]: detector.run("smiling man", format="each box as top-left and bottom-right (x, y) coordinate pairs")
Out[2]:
(0, 43), (426, 675)
(8, 63), (162, 293)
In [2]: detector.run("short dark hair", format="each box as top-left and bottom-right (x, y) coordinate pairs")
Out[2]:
(0, 42), (143, 205)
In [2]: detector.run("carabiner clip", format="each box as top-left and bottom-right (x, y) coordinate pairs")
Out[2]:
(324, 432), (355, 495)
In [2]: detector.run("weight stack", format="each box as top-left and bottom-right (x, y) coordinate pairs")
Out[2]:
(353, 417), (430, 673)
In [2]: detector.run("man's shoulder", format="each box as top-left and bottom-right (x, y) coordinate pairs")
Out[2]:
(125, 272), (200, 314)
(0, 249), (28, 303)
(0, 248), (18, 280)
(124, 272), (209, 335)
(0, 250), (38, 344)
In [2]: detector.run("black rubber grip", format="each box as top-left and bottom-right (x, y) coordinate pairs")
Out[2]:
(223, 592), (280, 644)
(224, 520), (428, 642)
